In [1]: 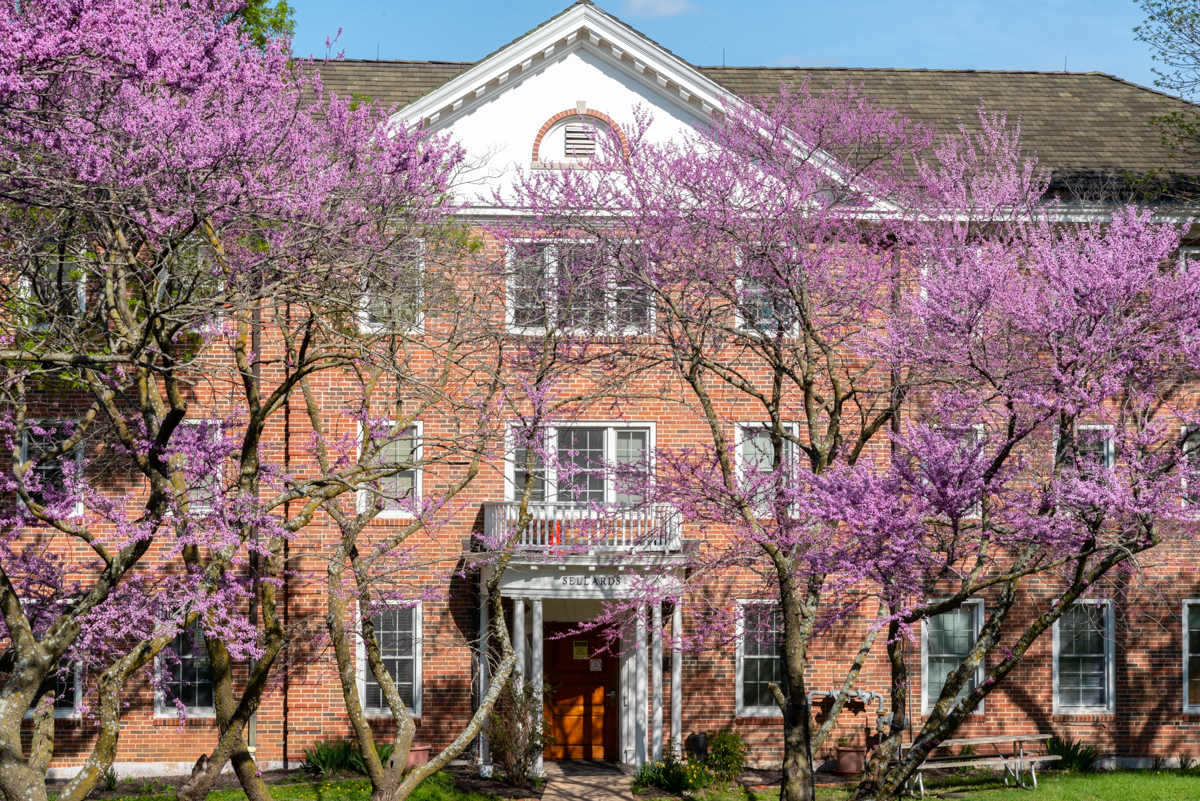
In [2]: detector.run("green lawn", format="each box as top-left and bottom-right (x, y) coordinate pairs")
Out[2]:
(92, 768), (1200, 801)
(743, 770), (1200, 801)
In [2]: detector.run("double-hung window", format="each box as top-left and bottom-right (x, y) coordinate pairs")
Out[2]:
(1053, 600), (1115, 714)
(358, 422), (421, 517)
(360, 239), (424, 333)
(179, 419), (223, 515)
(737, 603), (784, 717)
(25, 664), (82, 719)
(359, 603), (422, 717)
(736, 249), (799, 336)
(1074, 425), (1114, 480)
(507, 424), (651, 506)
(736, 424), (797, 515)
(1184, 600), (1200, 714)
(21, 422), (83, 517)
(922, 600), (984, 714)
(507, 242), (652, 334)
(1183, 426), (1200, 506)
(156, 623), (214, 716)
(23, 263), (86, 332)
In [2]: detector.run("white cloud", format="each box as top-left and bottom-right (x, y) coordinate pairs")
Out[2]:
(620, 0), (698, 19)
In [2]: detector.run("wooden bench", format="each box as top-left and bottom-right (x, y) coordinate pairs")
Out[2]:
(900, 734), (1061, 797)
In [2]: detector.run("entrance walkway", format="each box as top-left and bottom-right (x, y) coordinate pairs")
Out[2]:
(542, 761), (633, 801)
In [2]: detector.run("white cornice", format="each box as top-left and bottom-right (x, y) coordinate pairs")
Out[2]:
(392, 3), (734, 129)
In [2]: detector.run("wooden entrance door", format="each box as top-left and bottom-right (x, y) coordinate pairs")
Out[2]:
(543, 624), (618, 760)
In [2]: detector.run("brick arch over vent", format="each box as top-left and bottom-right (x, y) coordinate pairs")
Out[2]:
(531, 108), (630, 164)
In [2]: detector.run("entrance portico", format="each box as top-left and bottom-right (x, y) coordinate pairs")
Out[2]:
(479, 557), (686, 770)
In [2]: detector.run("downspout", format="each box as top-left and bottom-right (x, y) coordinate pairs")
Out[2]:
(282, 301), (291, 770)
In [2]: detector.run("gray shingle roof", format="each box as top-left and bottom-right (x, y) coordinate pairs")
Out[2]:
(306, 57), (1198, 184)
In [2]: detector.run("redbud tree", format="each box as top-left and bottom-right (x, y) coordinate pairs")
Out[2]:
(500, 82), (1200, 801)
(0, 3), (471, 801)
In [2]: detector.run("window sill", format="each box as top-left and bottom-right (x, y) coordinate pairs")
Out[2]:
(364, 710), (420, 720)
(1051, 712), (1114, 722)
(736, 708), (782, 719)
(153, 714), (217, 726)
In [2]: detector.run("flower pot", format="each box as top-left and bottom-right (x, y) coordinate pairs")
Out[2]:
(835, 746), (868, 775)
(405, 743), (432, 770)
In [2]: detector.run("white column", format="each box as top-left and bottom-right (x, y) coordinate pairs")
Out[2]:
(532, 599), (544, 777)
(671, 602), (682, 757)
(513, 598), (525, 681)
(479, 585), (491, 776)
(652, 602), (663, 761)
(635, 606), (648, 766)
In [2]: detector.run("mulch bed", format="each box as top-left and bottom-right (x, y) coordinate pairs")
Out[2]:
(446, 764), (547, 801)
(47, 767), (324, 800)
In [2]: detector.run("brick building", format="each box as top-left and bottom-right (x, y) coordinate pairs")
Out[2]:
(22, 0), (1200, 779)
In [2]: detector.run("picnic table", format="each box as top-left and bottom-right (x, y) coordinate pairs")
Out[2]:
(899, 734), (1060, 797)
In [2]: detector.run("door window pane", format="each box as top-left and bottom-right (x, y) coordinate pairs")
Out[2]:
(365, 607), (415, 710)
(927, 606), (978, 705)
(558, 428), (606, 504)
(1058, 604), (1109, 709)
(614, 430), (648, 505)
(742, 606), (784, 709)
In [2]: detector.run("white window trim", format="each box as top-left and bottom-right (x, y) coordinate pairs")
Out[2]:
(1075, 424), (1115, 471)
(356, 420), (423, 519)
(921, 598), (985, 715)
(1178, 246), (1200, 272)
(356, 599), (422, 718)
(1051, 598), (1116, 716)
(179, 419), (223, 515)
(1184, 599), (1200, 714)
(21, 421), (84, 518)
(735, 599), (783, 718)
(358, 239), (426, 335)
(504, 241), (653, 337)
(733, 249), (801, 337)
(734, 423), (799, 515)
(504, 421), (656, 505)
(153, 624), (216, 718)
(20, 272), (86, 332)
(23, 663), (83, 720)
(1182, 425), (1200, 507)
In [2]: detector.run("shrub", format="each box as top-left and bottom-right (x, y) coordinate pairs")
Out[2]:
(349, 741), (396, 774)
(102, 766), (118, 792)
(488, 678), (554, 787)
(1046, 736), (1099, 772)
(632, 752), (714, 795)
(1180, 753), (1195, 772)
(302, 739), (357, 775)
(707, 729), (748, 784)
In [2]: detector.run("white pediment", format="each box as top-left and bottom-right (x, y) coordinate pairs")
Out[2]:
(390, 3), (735, 203)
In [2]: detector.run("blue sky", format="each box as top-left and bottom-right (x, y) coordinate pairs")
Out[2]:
(289, 0), (1167, 93)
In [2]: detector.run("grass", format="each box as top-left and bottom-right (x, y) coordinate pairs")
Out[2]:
(740, 770), (1200, 801)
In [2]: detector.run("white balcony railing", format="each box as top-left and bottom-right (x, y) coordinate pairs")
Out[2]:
(482, 502), (682, 552)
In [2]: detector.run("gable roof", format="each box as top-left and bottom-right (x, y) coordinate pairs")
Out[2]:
(306, 1), (1198, 193)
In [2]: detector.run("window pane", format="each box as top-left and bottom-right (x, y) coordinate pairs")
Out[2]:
(558, 428), (606, 503)
(163, 625), (212, 712)
(1077, 429), (1113, 477)
(1189, 605), (1200, 706)
(1057, 605), (1107, 709)
(380, 428), (417, 508)
(25, 427), (77, 506)
(514, 434), (546, 503)
(614, 430), (648, 505)
(511, 244), (552, 328)
(927, 607), (977, 704)
(557, 243), (609, 329)
(741, 429), (776, 474)
(54, 669), (76, 711)
(742, 606), (784, 709)
(366, 607), (415, 710)
(612, 245), (651, 332)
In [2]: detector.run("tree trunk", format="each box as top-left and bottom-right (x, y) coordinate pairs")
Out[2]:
(779, 695), (815, 801)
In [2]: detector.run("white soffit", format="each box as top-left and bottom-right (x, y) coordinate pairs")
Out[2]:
(392, 3), (733, 130)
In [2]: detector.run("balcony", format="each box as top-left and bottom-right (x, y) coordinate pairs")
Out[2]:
(482, 502), (682, 552)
